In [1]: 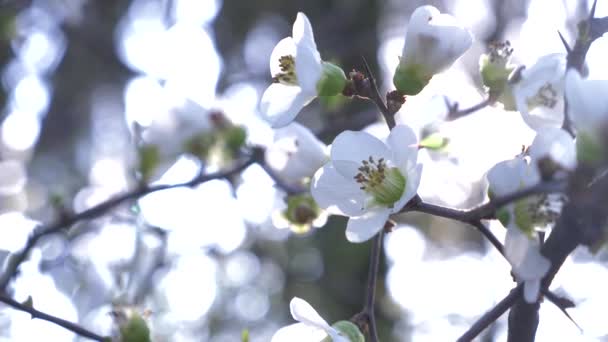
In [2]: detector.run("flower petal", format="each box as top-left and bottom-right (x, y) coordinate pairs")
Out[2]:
(346, 208), (391, 243)
(271, 323), (327, 342)
(330, 130), (391, 178)
(523, 279), (541, 304)
(504, 225), (550, 282)
(290, 297), (332, 331)
(260, 83), (315, 128)
(387, 125), (419, 171)
(266, 123), (328, 182)
(403, 5), (472, 74)
(528, 127), (576, 171)
(565, 69), (608, 134)
(293, 13), (323, 92)
(512, 54), (566, 130)
(270, 37), (297, 77)
(487, 158), (530, 197)
(391, 163), (422, 214)
(311, 163), (368, 216)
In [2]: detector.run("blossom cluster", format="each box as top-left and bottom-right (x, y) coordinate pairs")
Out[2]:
(257, 5), (608, 341)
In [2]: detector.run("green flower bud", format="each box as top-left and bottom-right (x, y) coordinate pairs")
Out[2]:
(316, 62), (348, 96)
(419, 132), (449, 151)
(320, 321), (365, 342)
(225, 125), (248, 156)
(119, 312), (151, 342)
(479, 41), (515, 96)
(392, 63), (430, 96)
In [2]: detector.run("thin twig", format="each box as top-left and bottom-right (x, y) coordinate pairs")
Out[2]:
(447, 96), (494, 121)
(457, 286), (521, 342)
(361, 56), (395, 129)
(363, 231), (383, 342)
(0, 152), (260, 291)
(0, 293), (108, 341)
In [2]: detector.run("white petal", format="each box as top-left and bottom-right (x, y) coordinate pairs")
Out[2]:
(346, 209), (391, 243)
(402, 5), (472, 73)
(293, 13), (323, 92)
(387, 125), (419, 171)
(512, 54), (566, 130)
(266, 123), (328, 182)
(504, 226), (551, 282)
(523, 279), (541, 304)
(270, 37), (297, 77)
(528, 127), (576, 171)
(330, 130), (391, 178)
(565, 69), (608, 134)
(486, 158), (529, 196)
(391, 163), (423, 214)
(260, 83), (315, 128)
(311, 163), (368, 216)
(271, 323), (327, 342)
(290, 297), (332, 331)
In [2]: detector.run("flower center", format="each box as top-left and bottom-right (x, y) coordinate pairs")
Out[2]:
(514, 193), (566, 234)
(527, 83), (558, 109)
(272, 55), (298, 85)
(488, 40), (513, 66)
(354, 156), (406, 207)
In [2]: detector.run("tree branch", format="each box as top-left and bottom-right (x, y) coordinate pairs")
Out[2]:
(0, 293), (108, 341)
(0, 151), (261, 291)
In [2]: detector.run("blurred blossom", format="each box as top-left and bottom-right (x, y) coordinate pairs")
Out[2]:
(0, 160), (26, 195)
(124, 76), (171, 127)
(0, 212), (38, 253)
(89, 158), (129, 192)
(384, 225), (426, 265)
(72, 186), (116, 214)
(117, 0), (222, 107)
(12, 74), (50, 116)
(71, 223), (137, 266)
(172, 0), (222, 26)
(158, 253), (217, 321)
(224, 251), (261, 287)
(1, 110), (41, 151)
(234, 286), (270, 321)
(236, 164), (276, 224)
(8, 251), (78, 341)
(13, 29), (65, 74)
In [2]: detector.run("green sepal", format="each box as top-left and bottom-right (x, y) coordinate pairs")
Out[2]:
(316, 62), (347, 97)
(119, 313), (151, 342)
(393, 63), (430, 96)
(514, 199), (534, 237)
(283, 194), (321, 233)
(496, 208), (511, 228)
(479, 54), (514, 94)
(419, 132), (449, 151)
(138, 144), (160, 183)
(320, 321), (365, 342)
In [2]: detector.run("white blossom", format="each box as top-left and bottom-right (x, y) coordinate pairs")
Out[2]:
(311, 125), (422, 243)
(393, 5), (473, 95)
(260, 13), (346, 128)
(271, 297), (350, 342)
(512, 54), (566, 131)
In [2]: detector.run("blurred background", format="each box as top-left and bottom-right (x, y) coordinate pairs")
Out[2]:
(1, 0), (608, 341)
